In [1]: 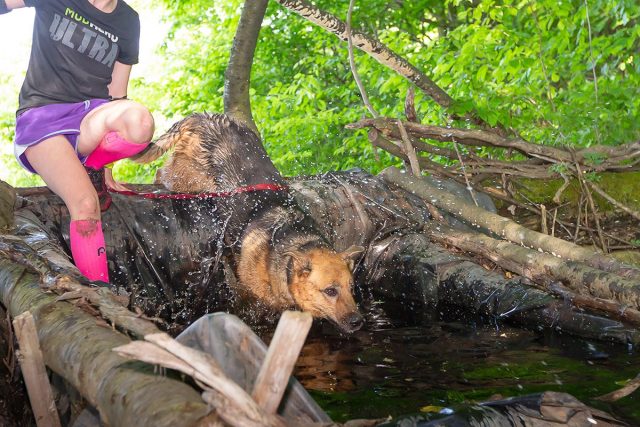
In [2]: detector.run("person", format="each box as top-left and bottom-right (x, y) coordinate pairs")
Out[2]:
(1, 0), (154, 283)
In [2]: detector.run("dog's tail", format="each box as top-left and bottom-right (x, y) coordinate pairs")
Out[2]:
(132, 116), (192, 164)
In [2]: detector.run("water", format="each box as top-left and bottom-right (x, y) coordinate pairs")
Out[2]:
(292, 306), (640, 424)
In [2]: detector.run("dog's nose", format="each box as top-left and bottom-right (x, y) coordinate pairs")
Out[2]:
(346, 313), (364, 331)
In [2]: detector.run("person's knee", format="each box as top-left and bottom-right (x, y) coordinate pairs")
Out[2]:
(120, 102), (154, 143)
(69, 192), (100, 220)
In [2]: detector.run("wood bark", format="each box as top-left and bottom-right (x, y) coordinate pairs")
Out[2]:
(349, 118), (640, 174)
(224, 0), (269, 135)
(426, 223), (640, 313)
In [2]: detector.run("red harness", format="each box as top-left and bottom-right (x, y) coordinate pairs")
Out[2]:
(109, 183), (288, 200)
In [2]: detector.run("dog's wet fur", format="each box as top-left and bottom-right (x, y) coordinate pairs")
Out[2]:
(135, 113), (364, 332)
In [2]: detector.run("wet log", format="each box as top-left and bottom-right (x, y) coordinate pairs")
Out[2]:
(0, 219), (209, 425)
(11, 170), (640, 346)
(384, 391), (626, 426)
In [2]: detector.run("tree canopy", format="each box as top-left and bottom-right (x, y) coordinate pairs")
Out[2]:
(1, 0), (639, 185)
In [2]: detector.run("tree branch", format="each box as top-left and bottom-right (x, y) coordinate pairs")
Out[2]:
(224, 0), (269, 135)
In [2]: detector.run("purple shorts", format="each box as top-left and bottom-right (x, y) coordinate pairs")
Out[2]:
(14, 99), (109, 173)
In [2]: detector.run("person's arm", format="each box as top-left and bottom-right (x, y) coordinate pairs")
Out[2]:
(108, 61), (132, 100)
(2, 0), (27, 13)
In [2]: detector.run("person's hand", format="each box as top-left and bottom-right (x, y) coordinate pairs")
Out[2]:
(104, 168), (131, 192)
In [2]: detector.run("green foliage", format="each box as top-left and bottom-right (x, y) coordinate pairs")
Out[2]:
(143, 0), (639, 180)
(2, 0), (639, 184)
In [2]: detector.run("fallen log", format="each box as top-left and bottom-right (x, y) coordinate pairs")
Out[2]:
(0, 225), (209, 425)
(11, 170), (640, 345)
(426, 222), (640, 314)
(381, 166), (640, 280)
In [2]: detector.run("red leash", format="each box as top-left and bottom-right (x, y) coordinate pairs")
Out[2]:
(109, 183), (288, 200)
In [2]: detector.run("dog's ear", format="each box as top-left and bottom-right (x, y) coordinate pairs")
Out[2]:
(285, 252), (312, 284)
(340, 245), (365, 271)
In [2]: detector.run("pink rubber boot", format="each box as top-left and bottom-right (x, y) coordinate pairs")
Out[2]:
(84, 131), (149, 170)
(70, 219), (109, 282)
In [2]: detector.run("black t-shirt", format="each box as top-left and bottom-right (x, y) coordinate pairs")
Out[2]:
(18, 0), (140, 113)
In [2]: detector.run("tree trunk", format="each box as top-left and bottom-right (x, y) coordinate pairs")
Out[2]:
(224, 0), (269, 135)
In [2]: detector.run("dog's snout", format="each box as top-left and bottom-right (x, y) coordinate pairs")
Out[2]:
(346, 313), (364, 331)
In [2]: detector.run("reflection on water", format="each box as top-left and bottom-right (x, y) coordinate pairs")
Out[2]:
(293, 304), (640, 424)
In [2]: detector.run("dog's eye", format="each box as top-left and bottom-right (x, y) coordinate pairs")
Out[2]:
(323, 287), (338, 297)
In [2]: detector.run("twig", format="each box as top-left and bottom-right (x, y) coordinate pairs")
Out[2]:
(397, 120), (421, 176)
(252, 311), (312, 413)
(540, 204), (548, 235)
(595, 374), (640, 402)
(453, 141), (479, 206)
(587, 180), (640, 222)
(575, 162), (607, 252)
(404, 86), (419, 123)
(584, 0), (601, 144)
(573, 193), (584, 242)
(346, 0), (378, 118)
(552, 172), (571, 204)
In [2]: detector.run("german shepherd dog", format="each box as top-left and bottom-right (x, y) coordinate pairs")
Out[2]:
(135, 113), (365, 332)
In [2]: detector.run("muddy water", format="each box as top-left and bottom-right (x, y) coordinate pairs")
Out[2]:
(293, 304), (640, 424)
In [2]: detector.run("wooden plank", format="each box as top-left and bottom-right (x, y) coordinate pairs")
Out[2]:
(12, 311), (61, 427)
(251, 310), (312, 414)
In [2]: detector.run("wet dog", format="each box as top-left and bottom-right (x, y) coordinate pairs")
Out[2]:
(135, 113), (364, 332)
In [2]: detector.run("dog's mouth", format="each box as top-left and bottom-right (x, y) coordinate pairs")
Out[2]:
(332, 312), (364, 333)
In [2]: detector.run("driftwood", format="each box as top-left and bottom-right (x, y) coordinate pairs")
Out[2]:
(381, 167), (640, 277)
(115, 333), (287, 427)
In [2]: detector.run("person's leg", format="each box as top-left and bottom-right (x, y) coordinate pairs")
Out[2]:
(24, 136), (109, 282)
(79, 100), (154, 169)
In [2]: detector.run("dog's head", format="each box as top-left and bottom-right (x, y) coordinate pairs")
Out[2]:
(286, 245), (365, 333)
